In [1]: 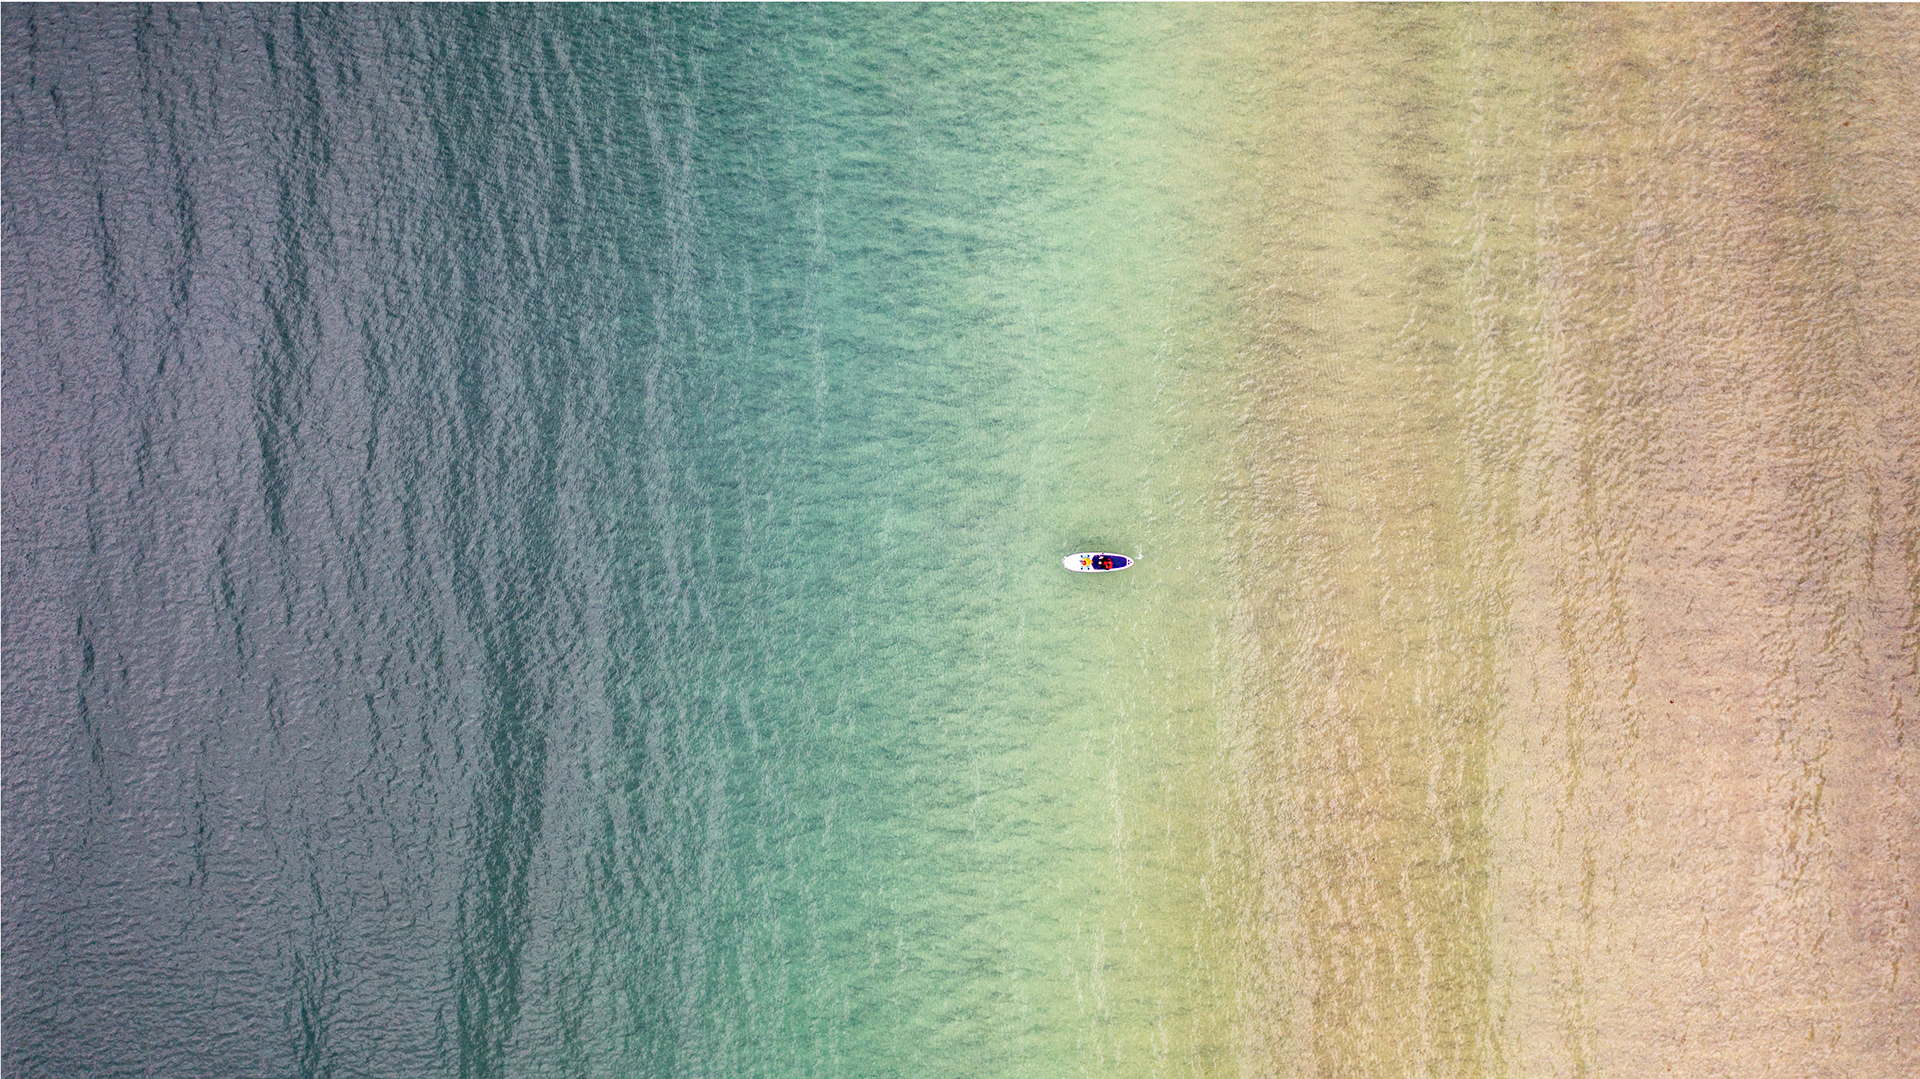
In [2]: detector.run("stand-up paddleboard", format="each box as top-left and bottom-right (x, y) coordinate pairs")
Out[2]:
(1064, 552), (1133, 573)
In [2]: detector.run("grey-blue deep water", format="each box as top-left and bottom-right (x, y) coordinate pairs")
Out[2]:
(5, 6), (1917, 1079)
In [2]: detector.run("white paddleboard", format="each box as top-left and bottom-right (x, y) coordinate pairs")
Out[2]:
(1063, 552), (1134, 573)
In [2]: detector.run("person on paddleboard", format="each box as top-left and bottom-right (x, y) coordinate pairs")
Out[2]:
(1066, 552), (1132, 572)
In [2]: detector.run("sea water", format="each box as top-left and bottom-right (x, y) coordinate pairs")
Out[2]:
(5, 8), (1242, 1077)
(5, 6), (1914, 1079)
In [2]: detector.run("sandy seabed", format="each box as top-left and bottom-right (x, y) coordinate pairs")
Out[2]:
(1189, 6), (1918, 1077)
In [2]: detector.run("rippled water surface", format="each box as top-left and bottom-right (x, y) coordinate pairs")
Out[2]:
(5, 6), (1915, 1079)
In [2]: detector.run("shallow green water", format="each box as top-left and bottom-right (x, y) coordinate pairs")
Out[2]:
(646, 11), (1251, 1076)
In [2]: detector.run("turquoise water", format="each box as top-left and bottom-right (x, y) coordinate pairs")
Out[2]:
(603, 10), (1243, 1076)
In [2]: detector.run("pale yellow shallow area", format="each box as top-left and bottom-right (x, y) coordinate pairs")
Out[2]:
(1154, 5), (1918, 1078)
